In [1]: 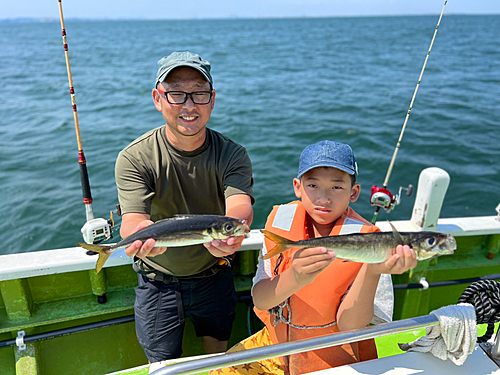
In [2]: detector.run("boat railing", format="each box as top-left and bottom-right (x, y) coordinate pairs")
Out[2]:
(1, 167), (500, 282)
(2, 211), (500, 282)
(149, 315), (440, 375)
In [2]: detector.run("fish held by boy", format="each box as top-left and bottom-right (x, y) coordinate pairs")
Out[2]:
(261, 222), (456, 262)
(78, 215), (250, 273)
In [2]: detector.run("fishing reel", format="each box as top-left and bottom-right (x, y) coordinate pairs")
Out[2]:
(81, 211), (114, 244)
(370, 184), (414, 211)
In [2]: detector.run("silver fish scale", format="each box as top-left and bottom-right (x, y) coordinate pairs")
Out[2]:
(331, 246), (394, 263)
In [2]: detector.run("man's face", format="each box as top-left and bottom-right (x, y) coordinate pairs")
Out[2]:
(153, 66), (215, 143)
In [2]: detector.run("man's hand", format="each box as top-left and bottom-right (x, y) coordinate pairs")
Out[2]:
(205, 193), (253, 258)
(124, 220), (167, 258)
(291, 247), (336, 286)
(203, 235), (245, 258)
(367, 244), (417, 275)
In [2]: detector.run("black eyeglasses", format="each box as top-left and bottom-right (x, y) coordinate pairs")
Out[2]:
(157, 88), (213, 105)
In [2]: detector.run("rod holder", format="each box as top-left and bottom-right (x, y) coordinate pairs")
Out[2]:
(410, 167), (450, 231)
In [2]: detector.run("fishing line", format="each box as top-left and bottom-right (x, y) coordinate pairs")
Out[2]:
(371, 0), (449, 224)
(57, 0), (113, 244)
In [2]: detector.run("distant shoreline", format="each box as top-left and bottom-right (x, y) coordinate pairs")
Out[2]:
(1, 13), (499, 24)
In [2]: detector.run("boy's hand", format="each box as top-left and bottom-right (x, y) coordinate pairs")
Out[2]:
(368, 244), (417, 275)
(204, 235), (245, 258)
(291, 247), (336, 286)
(124, 220), (168, 258)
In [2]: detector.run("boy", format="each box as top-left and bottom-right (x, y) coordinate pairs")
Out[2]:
(212, 140), (417, 375)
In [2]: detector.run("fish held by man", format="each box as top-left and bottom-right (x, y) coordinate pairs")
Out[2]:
(261, 222), (456, 262)
(78, 215), (250, 273)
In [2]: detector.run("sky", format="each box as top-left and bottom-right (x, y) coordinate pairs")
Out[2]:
(2, 0), (500, 20)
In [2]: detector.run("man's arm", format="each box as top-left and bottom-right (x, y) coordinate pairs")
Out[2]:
(120, 212), (167, 258)
(203, 194), (253, 258)
(226, 193), (253, 224)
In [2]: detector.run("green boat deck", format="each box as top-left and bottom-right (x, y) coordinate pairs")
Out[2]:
(0, 251), (263, 375)
(2, 229), (500, 375)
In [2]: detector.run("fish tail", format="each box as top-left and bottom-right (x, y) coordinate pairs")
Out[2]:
(260, 230), (293, 260)
(77, 243), (112, 274)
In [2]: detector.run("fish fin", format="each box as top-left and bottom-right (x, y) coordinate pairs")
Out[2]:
(153, 214), (203, 224)
(77, 243), (112, 273)
(172, 214), (204, 220)
(388, 221), (405, 245)
(260, 230), (292, 260)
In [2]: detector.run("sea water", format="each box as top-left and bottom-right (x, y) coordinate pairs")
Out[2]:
(0, 15), (499, 254)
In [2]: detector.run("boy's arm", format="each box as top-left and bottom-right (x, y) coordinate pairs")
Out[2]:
(252, 267), (303, 311)
(252, 247), (335, 311)
(336, 244), (417, 332)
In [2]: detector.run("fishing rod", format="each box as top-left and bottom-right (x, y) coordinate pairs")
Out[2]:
(370, 0), (449, 224)
(57, 0), (114, 244)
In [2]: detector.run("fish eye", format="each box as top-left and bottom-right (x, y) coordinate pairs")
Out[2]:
(224, 223), (234, 232)
(426, 237), (436, 247)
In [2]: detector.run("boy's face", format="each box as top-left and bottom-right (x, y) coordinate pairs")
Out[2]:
(293, 167), (360, 227)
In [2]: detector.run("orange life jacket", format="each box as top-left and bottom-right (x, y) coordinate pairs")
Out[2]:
(254, 201), (380, 375)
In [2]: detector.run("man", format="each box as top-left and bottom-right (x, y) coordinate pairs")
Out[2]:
(115, 51), (254, 363)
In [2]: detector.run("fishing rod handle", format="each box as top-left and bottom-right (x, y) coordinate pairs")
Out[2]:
(79, 151), (92, 204)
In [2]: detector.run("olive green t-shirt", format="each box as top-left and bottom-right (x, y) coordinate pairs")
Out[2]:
(115, 126), (254, 276)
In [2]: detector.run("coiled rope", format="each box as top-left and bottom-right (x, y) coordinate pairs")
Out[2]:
(458, 279), (500, 343)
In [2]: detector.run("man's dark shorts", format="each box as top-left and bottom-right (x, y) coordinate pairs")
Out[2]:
(134, 266), (237, 363)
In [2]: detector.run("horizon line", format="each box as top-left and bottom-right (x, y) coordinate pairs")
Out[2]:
(1, 12), (499, 23)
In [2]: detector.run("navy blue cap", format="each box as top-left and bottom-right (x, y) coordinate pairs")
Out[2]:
(297, 140), (358, 179)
